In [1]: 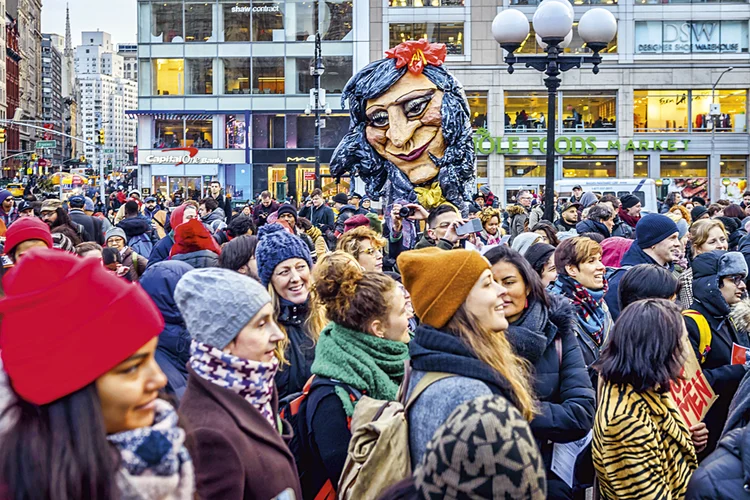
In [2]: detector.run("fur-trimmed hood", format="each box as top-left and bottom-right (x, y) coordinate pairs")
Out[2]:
(731, 298), (750, 335)
(507, 204), (528, 217)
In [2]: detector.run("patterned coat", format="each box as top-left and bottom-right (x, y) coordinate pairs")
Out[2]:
(593, 382), (697, 500)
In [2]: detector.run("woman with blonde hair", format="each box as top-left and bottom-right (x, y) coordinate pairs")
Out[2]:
(336, 225), (386, 272)
(397, 247), (537, 469)
(255, 223), (316, 399)
(479, 206), (503, 245)
(300, 250), (411, 498)
(679, 218), (728, 306)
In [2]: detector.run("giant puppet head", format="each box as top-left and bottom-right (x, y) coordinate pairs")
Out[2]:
(330, 40), (475, 213)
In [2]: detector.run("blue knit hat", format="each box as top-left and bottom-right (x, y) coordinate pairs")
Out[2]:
(256, 223), (313, 287)
(635, 214), (679, 249)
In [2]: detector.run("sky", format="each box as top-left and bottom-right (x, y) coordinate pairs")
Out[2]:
(41, 0), (138, 47)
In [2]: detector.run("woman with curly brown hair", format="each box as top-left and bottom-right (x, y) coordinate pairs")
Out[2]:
(301, 251), (411, 498)
(669, 203), (692, 224)
(479, 206), (503, 245)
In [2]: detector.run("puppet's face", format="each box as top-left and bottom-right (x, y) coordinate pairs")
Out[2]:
(365, 72), (445, 185)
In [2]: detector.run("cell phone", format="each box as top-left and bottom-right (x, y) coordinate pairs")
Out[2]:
(455, 218), (483, 236)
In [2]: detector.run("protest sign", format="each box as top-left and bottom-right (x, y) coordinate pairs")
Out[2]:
(668, 339), (718, 428)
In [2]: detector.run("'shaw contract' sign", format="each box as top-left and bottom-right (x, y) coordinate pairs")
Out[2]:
(668, 340), (718, 428)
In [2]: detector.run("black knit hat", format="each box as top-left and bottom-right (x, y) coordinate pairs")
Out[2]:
(333, 193), (349, 205)
(414, 395), (547, 499)
(635, 214), (678, 249)
(620, 194), (640, 210)
(276, 203), (297, 222)
(524, 242), (556, 273)
(691, 205), (709, 222)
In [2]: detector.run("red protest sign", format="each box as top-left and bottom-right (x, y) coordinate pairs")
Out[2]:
(669, 339), (718, 428)
(732, 343), (748, 365)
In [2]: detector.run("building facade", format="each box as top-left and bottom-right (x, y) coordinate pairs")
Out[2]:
(41, 33), (64, 164)
(5, 11), (20, 177)
(373, 0), (750, 204)
(13, 0), (42, 153)
(76, 31), (138, 171)
(117, 43), (138, 82)
(134, 0), (367, 203)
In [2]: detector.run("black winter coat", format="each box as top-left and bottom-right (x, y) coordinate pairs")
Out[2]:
(507, 295), (596, 499)
(275, 299), (316, 399)
(575, 219), (610, 239)
(686, 425), (750, 499)
(299, 204), (334, 231)
(69, 209), (104, 244)
(604, 242), (665, 321)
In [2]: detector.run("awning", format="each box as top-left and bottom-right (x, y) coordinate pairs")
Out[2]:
(125, 111), (214, 121)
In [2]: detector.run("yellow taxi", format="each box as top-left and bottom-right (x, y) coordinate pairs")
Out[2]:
(6, 183), (24, 198)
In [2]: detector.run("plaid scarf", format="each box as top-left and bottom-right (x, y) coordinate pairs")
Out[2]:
(189, 341), (279, 429)
(551, 274), (609, 346)
(107, 399), (194, 500)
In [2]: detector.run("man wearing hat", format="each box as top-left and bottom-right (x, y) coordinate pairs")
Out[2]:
(68, 195), (103, 244)
(692, 205), (710, 222)
(331, 192), (349, 213)
(16, 200), (34, 218)
(142, 195), (170, 240)
(604, 214), (681, 320)
(569, 185), (583, 204)
(0, 189), (18, 228)
(618, 194), (642, 230)
(555, 201), (581, 232)
(2, 217), (53, 263)
(348, 192), (368, 216)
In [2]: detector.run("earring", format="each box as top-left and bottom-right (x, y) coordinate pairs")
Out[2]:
(525, 298), (528, 309)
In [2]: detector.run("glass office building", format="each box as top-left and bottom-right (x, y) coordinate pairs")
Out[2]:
(133, 0), (368, 202)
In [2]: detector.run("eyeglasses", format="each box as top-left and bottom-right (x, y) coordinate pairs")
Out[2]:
(725, 275), (746, 287)
(360, 247), (382, 256)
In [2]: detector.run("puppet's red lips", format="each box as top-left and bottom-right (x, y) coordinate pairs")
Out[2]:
(394, 142), (430, 162)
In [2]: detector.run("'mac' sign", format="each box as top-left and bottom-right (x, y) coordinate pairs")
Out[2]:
(668, 343), (717, 428)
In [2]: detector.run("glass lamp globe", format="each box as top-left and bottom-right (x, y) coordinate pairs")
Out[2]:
(578, 8), (617, 44)
(536, 29), (573, 49)
(541, 0), (574, 20)
(533, 0), (574, 40)
(492, 9), (531, 45)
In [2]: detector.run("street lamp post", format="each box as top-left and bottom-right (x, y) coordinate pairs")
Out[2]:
(492, 2), (617, 222)
(308, 33), (330, 191)
(710, 67), (733, 201)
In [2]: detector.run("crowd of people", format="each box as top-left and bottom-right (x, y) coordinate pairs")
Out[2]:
(3, 178), (750, 499)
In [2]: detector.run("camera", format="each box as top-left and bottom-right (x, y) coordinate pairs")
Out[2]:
(398, 206), (415, 218)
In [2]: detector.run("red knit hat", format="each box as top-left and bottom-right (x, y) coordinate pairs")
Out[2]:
(344, 214), (370, 232)
(4, 217), (52, 256)
(169, 218), (222, 257)
(0, 248), (164, 405)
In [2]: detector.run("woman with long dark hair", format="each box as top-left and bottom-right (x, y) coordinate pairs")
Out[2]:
(593, 299), (697, 499)
(486, 246), (594, 499)
(0, 248), (194, 499)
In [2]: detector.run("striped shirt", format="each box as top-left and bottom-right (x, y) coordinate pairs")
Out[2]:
(593, 382), (697, 500)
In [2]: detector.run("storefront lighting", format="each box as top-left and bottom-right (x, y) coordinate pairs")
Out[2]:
(720, 161), (725, 166)
(595, 161), (602, 166)
(680, 161), (687, 166)
(636, 162), (643, 166)
(493, 4), (616, 222)
(723, 178), (732, 187)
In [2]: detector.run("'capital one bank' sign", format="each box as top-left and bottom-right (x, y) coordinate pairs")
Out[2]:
(635, 20), (748, 54)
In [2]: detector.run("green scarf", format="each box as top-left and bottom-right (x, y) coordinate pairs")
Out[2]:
(311, 322), (410, 416)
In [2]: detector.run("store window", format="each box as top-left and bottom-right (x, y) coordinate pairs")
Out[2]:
(467, 92), (488, 130)
(518, 25), (618, 54)
(226, 115), (248, 149)
(296, 56), (353, 94)
(633, 90), (689, 132)
(152, 0), (183, 43)
(252, 57), (284, 94)
(291, 0), (316, 41)
(476, 158), (488, 181)
(691, 90), (747, 133)
(252, 114), (285, 148)
(563, 156), (616, 178)
(635, 21), (749, 54)
(504, 91), (548, 132)
(562, 91), (617, 132)
(636, 0), (744, 3)
(185, 2), (213, 42)
(185, 119), (213, 148)
(721, 155), (748, 201)
(389, 0), (465, 6)
(721, 155), (747, 176)
(660, 156), (708, 177)
(186, 59), (213, 95)
(634, 156), (648, 178)
(223, 58), (251, 94)
(511, 0), (615, 4)
(223, 1), (251, 42)
(505, 156), (547, 177)
(153, 59), (184, 96)
(287, 114), (350, 148)
(388, 23), (465, 55)
(154, 119), (185, 148)
(253, 1), (285, 41)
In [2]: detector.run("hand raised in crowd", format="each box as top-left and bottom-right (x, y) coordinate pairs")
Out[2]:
(690, 422), (709, 453)
(443, 219), (470, 245)
(391, 203), (429, 233)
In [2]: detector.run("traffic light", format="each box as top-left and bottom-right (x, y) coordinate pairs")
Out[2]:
(98, 129), (105, 145)
(0, 128), (6, 144)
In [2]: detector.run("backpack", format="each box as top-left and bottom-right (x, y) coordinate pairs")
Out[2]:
(279, 375), (363, 500)
(604, 265), (632, 283)
(336, 367), (455, 500)
(128, 233), (153, 259)
(683, 309), (713, 364)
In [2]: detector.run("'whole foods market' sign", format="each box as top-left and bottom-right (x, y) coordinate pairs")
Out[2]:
(473, 131), (691, 155)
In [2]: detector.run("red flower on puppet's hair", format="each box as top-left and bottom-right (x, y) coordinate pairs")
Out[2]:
(385, 39), (447, 75)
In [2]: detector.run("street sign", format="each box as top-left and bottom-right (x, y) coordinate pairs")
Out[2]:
(35, 140), (57, 149)
(304, 172), (317, 181)
(103, 148), (115, 154)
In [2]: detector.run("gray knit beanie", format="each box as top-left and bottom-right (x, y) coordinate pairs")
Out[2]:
(174, 268), (271, 349)
(105, 227), (127, 243)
